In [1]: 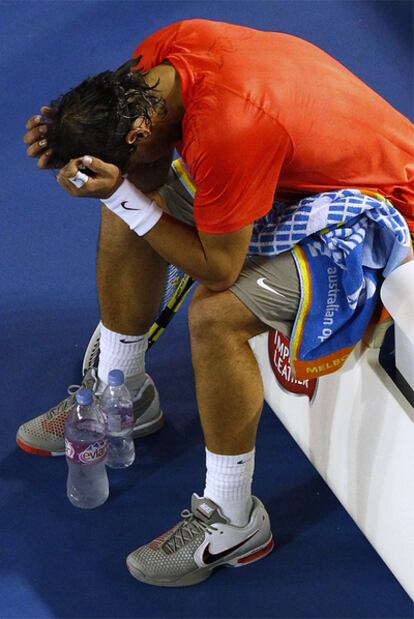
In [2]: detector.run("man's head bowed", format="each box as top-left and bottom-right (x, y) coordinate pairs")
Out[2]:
(46, 57), (165, 171)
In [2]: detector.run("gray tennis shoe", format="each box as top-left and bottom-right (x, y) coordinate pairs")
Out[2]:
(126, 494), (274, 587)
(16, 369), (164, 456)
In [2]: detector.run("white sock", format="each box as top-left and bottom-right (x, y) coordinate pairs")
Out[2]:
(204, 448), (255, 527)
(98, 323), (148, 396)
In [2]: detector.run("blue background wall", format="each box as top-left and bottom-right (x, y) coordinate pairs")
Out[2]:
(1, 1), (413, 617)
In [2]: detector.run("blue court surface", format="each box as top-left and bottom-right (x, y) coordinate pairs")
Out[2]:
(1, 1), (413, 617)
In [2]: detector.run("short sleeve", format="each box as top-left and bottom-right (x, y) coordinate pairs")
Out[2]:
(132, 22), (182, 70)
(186, 97), (293, 234)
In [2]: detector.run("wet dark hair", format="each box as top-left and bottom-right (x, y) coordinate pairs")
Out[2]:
(47, 57), (165, 171)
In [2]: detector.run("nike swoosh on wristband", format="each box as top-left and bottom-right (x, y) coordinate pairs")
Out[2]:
(120, 338), (141, 344)
(201, 530), (259, 565)
(257, 277), (285, 298)
(121, 201), (142, 211)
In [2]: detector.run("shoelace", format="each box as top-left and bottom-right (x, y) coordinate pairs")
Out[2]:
(163, 510), (218, 555)
(44, 369), (98, 420)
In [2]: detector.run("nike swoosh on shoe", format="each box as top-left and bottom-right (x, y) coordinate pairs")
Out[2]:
(201, 529), (259, 565)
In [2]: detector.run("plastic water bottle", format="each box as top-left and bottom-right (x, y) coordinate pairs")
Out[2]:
(101, 370), (135, 469)
(65, 388), (109, 509)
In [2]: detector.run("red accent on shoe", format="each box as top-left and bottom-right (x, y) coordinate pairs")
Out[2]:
(149, 523), (181, 550)
(236, 537), (274, 564)
(42, 412), (67, 436)
(16, 437), (55, 457)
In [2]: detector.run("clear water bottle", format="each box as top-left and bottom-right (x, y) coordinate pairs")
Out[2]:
(101, 370), (135, 469)
(65, 388), (109, 509)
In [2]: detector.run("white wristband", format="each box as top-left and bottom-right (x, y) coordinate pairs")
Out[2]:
(102, 179), (163, 236)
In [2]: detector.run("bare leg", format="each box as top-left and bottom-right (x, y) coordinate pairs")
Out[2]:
(189, 285), (269, 454)
(97, 206), (168, 335)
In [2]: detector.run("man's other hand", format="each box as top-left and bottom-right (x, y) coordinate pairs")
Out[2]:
(57, 156), (123, 200)
(24, 106), (56, 168)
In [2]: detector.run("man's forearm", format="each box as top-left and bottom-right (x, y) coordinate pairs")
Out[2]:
(100, 174), (251, 291)
(144, 214), (237, 291)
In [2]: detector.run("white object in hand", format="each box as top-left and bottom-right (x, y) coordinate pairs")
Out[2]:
(68, 170), (89, 188)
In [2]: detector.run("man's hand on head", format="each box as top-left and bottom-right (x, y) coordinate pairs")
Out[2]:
(24, 106), (56, 168)
(24, 109), (123, 200)
(57, 156), (123, 200)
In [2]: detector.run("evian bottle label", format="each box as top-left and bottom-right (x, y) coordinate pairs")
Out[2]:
(65, 438), (107, 465)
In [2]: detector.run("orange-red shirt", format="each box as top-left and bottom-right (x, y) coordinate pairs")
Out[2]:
(134, 19), (414, 233)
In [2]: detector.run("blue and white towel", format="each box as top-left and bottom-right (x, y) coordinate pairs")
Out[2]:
(249, 189), (411, 379)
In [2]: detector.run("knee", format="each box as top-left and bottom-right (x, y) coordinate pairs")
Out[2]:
(188, 286), (234, 342)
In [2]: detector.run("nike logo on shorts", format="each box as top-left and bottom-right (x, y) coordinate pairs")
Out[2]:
(257, 277), (285, 298)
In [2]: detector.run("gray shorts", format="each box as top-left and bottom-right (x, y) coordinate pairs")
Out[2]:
(159, 172), (300, 336)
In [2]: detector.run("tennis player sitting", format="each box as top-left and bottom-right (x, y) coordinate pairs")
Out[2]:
(21, 19), (413, 587)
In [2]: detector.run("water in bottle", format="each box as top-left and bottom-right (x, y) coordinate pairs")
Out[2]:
(101, 370), (135, 469)
(65, 388), (109, 509)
